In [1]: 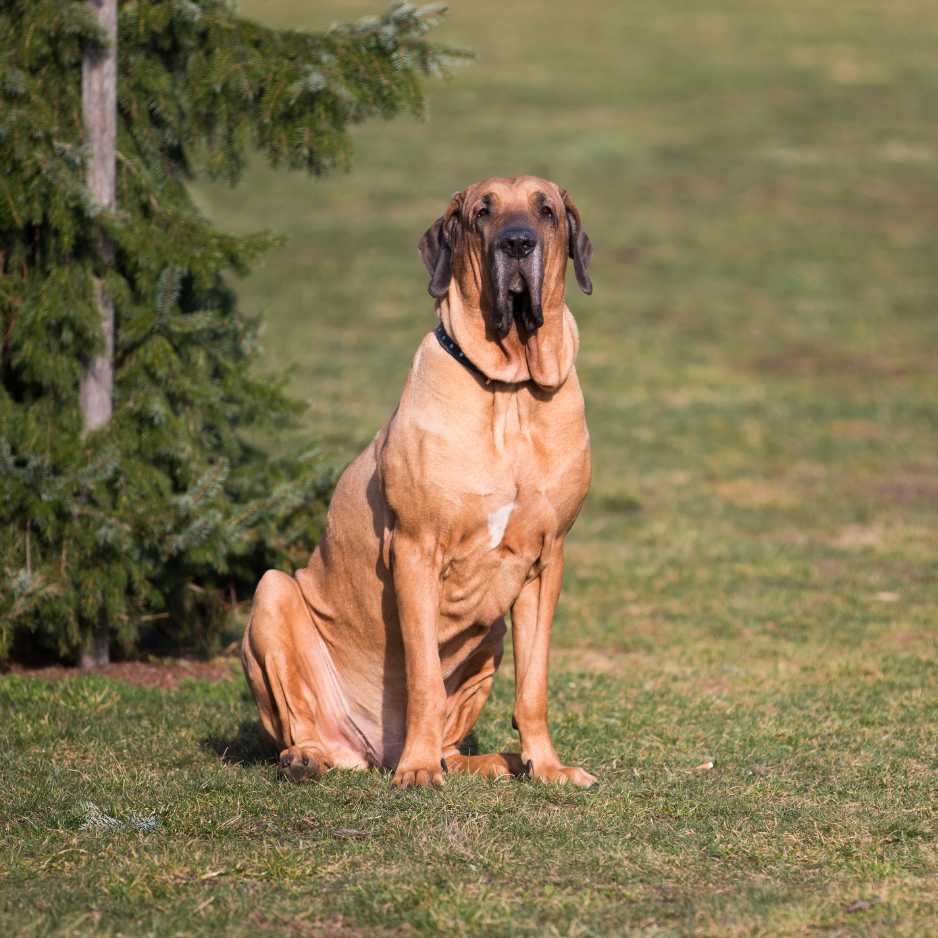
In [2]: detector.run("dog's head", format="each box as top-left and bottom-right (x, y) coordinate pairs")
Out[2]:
(418, 176), (592, 339)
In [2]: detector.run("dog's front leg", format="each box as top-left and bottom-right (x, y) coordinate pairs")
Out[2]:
(390, 531), (447, 788)
(511, 541), (597, 788)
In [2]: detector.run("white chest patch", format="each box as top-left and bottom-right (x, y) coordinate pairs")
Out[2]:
(487, 502), (515, 549)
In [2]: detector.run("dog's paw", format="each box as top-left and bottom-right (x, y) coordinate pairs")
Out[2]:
(445, 752), (524, 779)
(391, 757), (446, 788)
(524, 759), (597, 788)
(278, 746), (330, 783)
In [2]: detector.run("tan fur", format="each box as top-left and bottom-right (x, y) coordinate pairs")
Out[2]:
(242, 177), (596, 787)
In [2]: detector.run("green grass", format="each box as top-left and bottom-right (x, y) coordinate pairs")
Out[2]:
(3, 0), (938, 933)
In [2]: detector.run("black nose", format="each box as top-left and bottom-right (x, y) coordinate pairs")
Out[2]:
(496, 227), (537, 259)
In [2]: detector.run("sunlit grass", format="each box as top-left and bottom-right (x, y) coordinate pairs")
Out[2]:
(3, 0), (938, 933)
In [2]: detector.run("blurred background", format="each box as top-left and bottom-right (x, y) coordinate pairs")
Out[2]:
(195, 0), (938, 657)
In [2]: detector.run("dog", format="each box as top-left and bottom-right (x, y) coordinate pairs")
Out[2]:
(242, 175), (595, 787)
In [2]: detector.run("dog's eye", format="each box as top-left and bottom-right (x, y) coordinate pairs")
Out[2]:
(475, 207), (489, 222)
(540, 204), (555, 220)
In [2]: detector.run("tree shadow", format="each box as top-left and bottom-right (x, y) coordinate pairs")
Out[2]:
(201, 719), (276, 767)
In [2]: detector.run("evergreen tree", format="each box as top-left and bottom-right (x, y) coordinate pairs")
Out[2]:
(0, 1), (464, 664)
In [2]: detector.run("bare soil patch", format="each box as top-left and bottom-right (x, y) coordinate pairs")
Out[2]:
(4, 656), (238, 689)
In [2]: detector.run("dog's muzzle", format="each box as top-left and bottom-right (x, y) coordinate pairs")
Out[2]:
(491, 226), (544, 338)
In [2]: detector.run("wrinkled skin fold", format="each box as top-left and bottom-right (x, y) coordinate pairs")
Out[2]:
(242, 176), (596, 788)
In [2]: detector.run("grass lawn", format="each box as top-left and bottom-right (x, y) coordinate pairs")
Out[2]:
(3, 0), (938, 934)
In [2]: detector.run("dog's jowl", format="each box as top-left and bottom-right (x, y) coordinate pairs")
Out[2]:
(242, 176), (596, 788)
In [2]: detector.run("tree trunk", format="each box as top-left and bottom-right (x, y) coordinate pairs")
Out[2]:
(79, 0), (117, 669)
(80, 625), (111, 670)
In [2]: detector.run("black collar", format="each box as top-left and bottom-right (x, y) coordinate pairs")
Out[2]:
(434, 322), (488, 382)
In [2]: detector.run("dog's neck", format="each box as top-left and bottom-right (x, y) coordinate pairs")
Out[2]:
(438, 283), (579, 390)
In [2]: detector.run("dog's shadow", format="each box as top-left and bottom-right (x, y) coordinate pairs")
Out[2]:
(201, 719), (275, 767)
(458, 731), (482, 757)
(203, 724), (485, 769)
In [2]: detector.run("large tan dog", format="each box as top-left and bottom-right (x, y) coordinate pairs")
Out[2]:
(242, 176), (595, 788)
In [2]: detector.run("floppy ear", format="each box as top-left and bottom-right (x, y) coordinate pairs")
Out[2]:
(418, 192), (463, 299)
(561, 189), (593, 295)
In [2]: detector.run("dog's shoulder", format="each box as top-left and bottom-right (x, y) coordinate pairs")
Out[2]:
(383, 330), (487, 443)
(377, 332), (494, 524)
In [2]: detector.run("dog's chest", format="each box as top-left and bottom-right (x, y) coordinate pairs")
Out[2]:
(437, 411), (589, 630)
(382, 364), (590, 632)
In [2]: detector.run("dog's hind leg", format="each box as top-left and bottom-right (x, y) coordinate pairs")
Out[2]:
(241, 570), (370, 781)
(441, 619), (526, 780)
